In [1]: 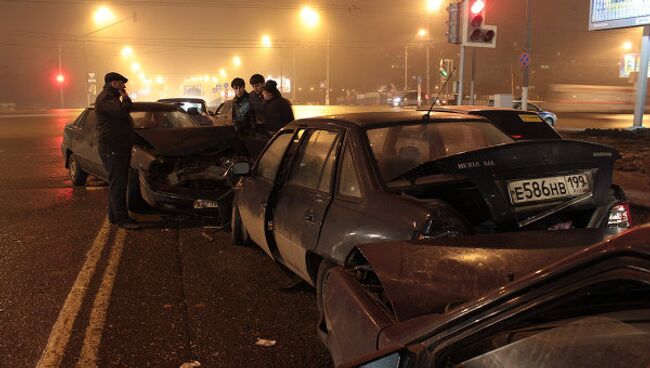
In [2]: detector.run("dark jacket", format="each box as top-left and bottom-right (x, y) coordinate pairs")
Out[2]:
(95, 84), (134, 151)
(262, 96), (294, 132)
(232, 91), (256, 135)
(249, 91), (265, 125)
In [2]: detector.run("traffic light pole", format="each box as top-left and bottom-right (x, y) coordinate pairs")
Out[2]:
(58, 45), (64, 109)
(470, 47), (476, 105)
(458, 44), (465, 105)
(632, 25), (649, 128)
(521, 0), (532, 109)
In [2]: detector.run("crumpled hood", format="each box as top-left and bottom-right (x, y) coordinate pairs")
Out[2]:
(135, 126), (238, 156)
(356, 229), (606, 322)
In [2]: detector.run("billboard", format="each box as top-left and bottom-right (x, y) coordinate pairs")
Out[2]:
(589, 0), (650, 30)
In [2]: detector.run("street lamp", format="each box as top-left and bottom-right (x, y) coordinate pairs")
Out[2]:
(121, 46), (134, 58)
(232, 56), (242, 68)
(219, 69), (227, 78)
(300, 6), (320, 28)
(131, 62), (141, 72)
(418, 28), (428, 37)
(623, 41), (633, 50)
(261, 35), (272, 48)
(93, 6), (115, 27)
(427, 0), (443, 12)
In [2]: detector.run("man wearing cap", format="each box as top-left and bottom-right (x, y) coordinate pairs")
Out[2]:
(249, 74), (265, 125)
(95, 72), (137, 228)
(261, 80), (295, 134)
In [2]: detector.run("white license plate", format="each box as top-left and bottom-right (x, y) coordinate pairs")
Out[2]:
(193, 199), (219, 209)
(507, 173), (590, 205)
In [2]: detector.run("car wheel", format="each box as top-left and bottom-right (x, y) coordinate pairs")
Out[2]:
(231, 201), (251, 246)
(68, 153), (88, 186)
(545, 118), (555, 126)
(316, 259), (335, 313)
(126, 169), (149, 212)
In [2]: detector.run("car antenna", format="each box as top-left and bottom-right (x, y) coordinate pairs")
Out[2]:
(423, 68), (456, 121)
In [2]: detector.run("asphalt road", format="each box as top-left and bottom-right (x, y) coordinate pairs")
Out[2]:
(0, 110), (331, 367)
(0, 108), (648, 368)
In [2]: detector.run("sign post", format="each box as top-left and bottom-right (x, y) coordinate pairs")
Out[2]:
(633, 25), (650, 128)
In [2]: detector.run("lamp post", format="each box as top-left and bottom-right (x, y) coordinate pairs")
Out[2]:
(300, 6), (331, 105)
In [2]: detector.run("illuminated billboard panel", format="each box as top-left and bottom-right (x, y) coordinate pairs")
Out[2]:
(589, 0), (650, 30)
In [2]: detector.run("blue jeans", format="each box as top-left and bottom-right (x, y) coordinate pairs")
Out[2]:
(98, 143), (132, 223)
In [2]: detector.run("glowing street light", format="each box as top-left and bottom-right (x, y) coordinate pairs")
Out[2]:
(155, 76), (164, 84)
(300, 6), (320, 28)
(131, 62), (141, 72)
(93, 6), (115, 27)
(219, 69), (227, 78)
(426, 0), (443, 12)
(261, 34), (272, 48)
(121, 46), (134, 58)
(418, 28), (428, 37)
(232, 56), (242, 67)
(622, 41), (633, 50)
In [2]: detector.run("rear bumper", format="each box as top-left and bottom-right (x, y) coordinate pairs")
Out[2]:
(139, 176), (233, 218)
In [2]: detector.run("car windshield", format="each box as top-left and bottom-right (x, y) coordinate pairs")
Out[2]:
(176, 102), (204, 112)
(457, 316), (650, 368)
(366, 121), (512, 182)
(131, 110), (197, 129)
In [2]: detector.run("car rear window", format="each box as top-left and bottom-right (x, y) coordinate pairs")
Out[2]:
(366, 121), (512, 182)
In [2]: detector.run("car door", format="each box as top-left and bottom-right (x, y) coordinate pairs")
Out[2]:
(64, 109), (88, 156)
(272, 128), (342, 281)
(213, 100), (233, 126)
(238, 130), (297, 258)
(78, 110), (107, 179)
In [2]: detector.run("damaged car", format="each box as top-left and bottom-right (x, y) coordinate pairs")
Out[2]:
(231, 110), (631, 287)
(61, 102), (247, 221)
(320, 225), (650, 367)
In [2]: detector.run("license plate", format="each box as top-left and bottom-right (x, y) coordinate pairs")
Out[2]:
(507, 173), (590, 205)
(193, 199), (219, 209)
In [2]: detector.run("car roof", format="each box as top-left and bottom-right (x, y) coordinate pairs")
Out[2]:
(418, 105), (525, 114)
(286, 110), (486, 129)
(158, 98), (206, 104)
(87, 102), (179, 112)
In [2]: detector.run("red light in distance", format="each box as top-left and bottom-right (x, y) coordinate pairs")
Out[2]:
(56, 74), (65, 83)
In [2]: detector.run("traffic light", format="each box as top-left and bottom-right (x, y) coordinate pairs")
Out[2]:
(56, 74), (65, 84)
(463, 0), (497, 48)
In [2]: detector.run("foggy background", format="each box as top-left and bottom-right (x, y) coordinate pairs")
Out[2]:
(0, 0), (642, 108)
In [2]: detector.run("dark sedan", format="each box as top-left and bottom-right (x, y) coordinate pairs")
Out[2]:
(61, 102), (247, 222)
(321, 225), (650, 367)
(231, 110), (630, 288)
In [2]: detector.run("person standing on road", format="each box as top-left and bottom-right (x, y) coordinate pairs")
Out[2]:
(249, 74), (265, 126)
(261, 80), (294, 134)
(231, 77), (256, 136)
(95, 72), (138, 229)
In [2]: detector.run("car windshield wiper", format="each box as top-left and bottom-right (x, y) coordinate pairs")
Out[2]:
(386, 160), (441, 184)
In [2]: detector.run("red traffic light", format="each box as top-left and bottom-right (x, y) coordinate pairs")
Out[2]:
(470, 0), (485, 14)
(56, 74), (65, 84)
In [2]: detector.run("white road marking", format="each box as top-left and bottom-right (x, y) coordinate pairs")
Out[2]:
(36, 218), (111, 368)
(76, 228), (127, 368)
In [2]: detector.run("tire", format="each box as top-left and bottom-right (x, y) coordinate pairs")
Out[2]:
(316, 259), (335, 313)
(126, 169), (149, 212)
(231, 202), (251, 246)
(68, 153), (88, 186)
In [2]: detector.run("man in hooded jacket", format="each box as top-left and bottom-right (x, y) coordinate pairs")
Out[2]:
(261, 80), (295, 134)
(95, 72), (138, 228)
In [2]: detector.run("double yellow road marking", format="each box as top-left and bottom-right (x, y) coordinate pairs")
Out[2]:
(36, 218), (127, 368)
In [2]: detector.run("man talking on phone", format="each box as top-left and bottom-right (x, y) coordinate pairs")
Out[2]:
(95, 72), (138, 229)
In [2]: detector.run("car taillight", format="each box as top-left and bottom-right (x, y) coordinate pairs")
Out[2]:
(607, 202), (632, 228)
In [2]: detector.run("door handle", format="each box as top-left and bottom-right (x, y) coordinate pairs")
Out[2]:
(304, 212), (316, 223)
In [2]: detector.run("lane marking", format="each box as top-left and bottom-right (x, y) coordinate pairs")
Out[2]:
(0, 112), (81, 119)
(35, 217), (111, 368)
(76, 228), (127, 368)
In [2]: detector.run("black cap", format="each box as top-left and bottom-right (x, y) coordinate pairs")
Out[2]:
(262, 80), (279, 95)
(231, 77), (245, 88)
(104, 72), (128, 84)
(250, 74), (265, 85)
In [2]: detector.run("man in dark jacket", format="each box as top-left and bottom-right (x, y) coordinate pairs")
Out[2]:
(249, 74), (265, 125)
(95, 72), (138, 229)
(261, 80), (294, 134)
(231, 77), (256, 136)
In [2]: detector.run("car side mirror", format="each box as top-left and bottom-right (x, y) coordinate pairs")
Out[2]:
(231, 162), (251, 176)
(187, 107), (200, 115)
